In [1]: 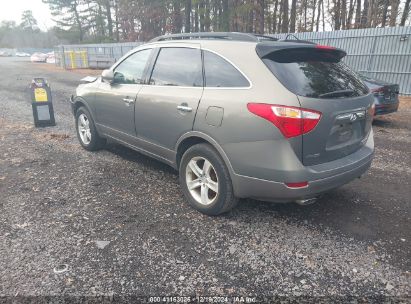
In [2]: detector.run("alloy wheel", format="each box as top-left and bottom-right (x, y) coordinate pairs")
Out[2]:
(78, 113), (91, 145)
(185, 156), (219, 205)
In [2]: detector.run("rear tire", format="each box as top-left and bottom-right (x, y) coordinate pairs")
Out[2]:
(179, 143), (238, 215)
(75, 107), (105, 151)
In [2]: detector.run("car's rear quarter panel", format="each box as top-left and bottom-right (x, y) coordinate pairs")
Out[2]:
(194, 42), (304, 180)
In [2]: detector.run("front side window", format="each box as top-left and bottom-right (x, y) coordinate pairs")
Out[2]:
(113, 49), (152, 84)
(203, 51), (250, 87)
(150, 47), (203, 87)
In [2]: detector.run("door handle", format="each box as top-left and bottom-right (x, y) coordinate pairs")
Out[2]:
(122, 97), (135, 105)
(177, 105), (192, 112)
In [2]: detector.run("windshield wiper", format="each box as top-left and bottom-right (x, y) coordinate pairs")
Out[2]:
(319, 89), (356, 98)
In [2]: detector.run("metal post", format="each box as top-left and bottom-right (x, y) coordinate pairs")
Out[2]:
(61, 45), (66, 69)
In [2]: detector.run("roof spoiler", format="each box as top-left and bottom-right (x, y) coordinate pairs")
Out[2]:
(256, 42), (347, 62)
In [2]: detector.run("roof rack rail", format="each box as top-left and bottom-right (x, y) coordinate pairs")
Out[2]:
(252, 34), (279, 41)
(149, 32), (278, 43)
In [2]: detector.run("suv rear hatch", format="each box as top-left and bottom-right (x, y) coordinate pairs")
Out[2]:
(257, 42), (374, 166)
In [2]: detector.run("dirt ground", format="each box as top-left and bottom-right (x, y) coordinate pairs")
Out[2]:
(0, 58), (410, 301)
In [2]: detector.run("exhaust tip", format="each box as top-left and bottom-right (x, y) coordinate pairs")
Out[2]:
(295, 198), (318, 206)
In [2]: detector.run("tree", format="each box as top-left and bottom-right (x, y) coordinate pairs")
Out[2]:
(303, 0), (308, 30)
(272, 0), (279, 33)
(257, 0), (265, 34)
(280, 0), (289, 33)
(360, 0), (368, 27)
(289, 0), (297, 32)
(311, 0), (318, 30)
(184, 0), (191, 32)
(20, 10), (38, 30)
(381, 0), (389, 27)
(316, 0), (323, 31)
(0, 20), (59, 48)
(42, 0), (86, 42)
(222, 0), (229, 31)
(346, 0), (354, 28)
(205, 0), (211, 31)
(333, 0), (341, 30)
(400, 0), (411, 26)
(104, 0), (114, 39)
(389, 0), (400, 26)
(354, 0), (361, 28)
(340, 0), (347, 30)
(114, 0), (120, 41)
(172, 0), (183, 33)
(33, 0), (410, 44)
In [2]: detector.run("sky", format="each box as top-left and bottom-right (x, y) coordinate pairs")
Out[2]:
(0, 0), (54, 30)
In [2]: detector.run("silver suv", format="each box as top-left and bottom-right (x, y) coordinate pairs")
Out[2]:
(71, 32), (374, 215)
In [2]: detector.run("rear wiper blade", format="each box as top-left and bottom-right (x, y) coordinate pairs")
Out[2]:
(319, 89), (356, 98)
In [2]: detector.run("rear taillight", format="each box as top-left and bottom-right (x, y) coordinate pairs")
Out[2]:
(285, 181), (309, 188)
(371, 87), (384, 97)
(369, 103), (376, 117)
(247, 104), (322, 138)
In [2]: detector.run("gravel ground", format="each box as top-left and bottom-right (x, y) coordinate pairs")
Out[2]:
(0, 57), (410, 301)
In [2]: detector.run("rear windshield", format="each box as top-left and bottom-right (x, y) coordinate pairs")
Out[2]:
(262, 49), (369, 98)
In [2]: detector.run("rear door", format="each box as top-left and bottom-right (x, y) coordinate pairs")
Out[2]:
(260, 45), (374, 165)
(135, 46), (203, 152)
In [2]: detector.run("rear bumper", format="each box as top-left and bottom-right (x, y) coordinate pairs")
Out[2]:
(230, 132), (374, 202)
(232, 155), (372, 202)
(375, 102), (399, 115)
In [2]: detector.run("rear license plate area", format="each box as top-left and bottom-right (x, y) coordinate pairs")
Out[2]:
(326, 121), (364, 151)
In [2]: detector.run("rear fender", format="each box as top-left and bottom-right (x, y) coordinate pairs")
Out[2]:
(175, 131), (236, 178)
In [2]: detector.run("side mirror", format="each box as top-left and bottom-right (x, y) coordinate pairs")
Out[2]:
(101, 69), (114, 83)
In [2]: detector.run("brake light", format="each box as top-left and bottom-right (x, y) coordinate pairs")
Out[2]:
(247, 104), (322, 138)
(315, 44), (336, 50)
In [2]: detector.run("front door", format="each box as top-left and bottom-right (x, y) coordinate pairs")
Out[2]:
(135, 46), (204, 156)
(94, 48), (152, 142)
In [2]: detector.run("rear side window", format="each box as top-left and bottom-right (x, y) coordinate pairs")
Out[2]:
(203, 51), (250, 87)
(150, 47), (202, 87)
(262, 48), (369, 98)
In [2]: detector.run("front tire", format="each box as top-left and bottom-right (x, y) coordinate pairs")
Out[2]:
(75, 107), (105, 151)
(179, 143), (238, 215)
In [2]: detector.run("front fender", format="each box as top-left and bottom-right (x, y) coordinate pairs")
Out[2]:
(71, 96), (93, 116)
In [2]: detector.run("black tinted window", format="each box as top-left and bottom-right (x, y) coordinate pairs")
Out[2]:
(150, 48), (202, 87)
(204, 51), (250, 87)
(262, 49), (369, 98)
(114, 49), (151, 84)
